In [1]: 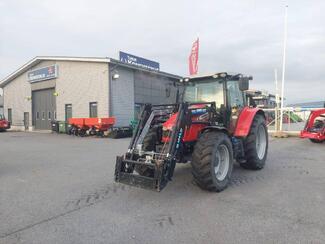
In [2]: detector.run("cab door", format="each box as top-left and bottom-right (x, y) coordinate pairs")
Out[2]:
(226, 80), (245, 133)
(24, 112), (29, 130)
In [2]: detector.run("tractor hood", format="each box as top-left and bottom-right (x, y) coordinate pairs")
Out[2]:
(163, 104), (208, 131)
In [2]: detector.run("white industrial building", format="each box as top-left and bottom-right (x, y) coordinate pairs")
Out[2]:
(0, 55), (181, 131)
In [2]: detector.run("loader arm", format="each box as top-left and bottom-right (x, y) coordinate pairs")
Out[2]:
(114, 102), (189, 191)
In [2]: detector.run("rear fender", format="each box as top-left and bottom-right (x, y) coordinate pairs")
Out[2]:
(234, 107), (265, 137)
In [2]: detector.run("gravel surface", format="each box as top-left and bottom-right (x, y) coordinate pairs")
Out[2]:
(0, 132), (324, 244)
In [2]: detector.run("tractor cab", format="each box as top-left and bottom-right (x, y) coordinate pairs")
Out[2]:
(177, 73), (251, 133)
(182, 72), (250, 109)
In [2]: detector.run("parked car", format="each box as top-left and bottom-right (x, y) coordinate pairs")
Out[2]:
(0, 114), (10, 132)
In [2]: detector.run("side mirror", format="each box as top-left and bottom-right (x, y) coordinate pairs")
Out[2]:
(239, 76), (251, 91)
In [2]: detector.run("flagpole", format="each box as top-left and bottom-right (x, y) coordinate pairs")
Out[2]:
(279, 5), (288, 131)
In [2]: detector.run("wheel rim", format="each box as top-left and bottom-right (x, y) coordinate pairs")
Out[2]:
(256, 125), (267, 160)
(214, 144), (230, 181)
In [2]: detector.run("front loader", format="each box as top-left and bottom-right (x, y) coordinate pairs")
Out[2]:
(115, 72), (268, 192)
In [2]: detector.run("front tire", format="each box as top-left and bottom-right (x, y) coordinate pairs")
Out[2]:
(191, 131), (233, 192)
(241, 114), (268, 170)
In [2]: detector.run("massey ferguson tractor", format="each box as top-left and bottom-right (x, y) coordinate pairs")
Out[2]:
(115, 72), (268, 192)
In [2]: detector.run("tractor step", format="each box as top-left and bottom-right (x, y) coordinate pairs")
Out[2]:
(115, 156), (169, 192)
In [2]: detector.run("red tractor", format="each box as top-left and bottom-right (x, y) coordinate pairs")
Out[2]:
(115, 73), (268, 192)
(0, 114), (10, 132)
(300, 109), (325, 143)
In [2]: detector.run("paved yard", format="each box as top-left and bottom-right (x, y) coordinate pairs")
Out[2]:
(0, 132), (324, 244)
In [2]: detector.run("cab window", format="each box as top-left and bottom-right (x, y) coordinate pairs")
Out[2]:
(227, 80), (244, 108)
(184, 79), (224, 109)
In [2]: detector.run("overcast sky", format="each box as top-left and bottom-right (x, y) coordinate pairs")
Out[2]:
(0, 0), (324, 103)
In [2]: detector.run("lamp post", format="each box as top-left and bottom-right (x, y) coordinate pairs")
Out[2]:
(279, 5), (288, 132)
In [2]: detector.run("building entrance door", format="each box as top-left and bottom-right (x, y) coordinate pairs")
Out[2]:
(24, 112), (29, 130)
(32, 89), (56, 130)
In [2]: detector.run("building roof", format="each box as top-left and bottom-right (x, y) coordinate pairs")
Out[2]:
(0, 56), (181, 88)
(288, 101), (325, 108)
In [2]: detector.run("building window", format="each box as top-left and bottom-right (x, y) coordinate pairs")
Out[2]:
(89, 102), (98, 118)
(134, 104), (142, 120)
(48, 111), (52, 120)
(54, 111), (57, 120)
(42, 111), (45, 120)
(36, 112), (40, 120)
(8, 108), (12, 123)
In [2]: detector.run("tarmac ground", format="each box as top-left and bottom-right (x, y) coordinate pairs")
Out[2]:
(0, 132), (324, 244)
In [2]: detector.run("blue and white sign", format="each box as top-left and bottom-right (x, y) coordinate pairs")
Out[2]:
(119, 51), (160, 71)
(28, 65), (58, 83)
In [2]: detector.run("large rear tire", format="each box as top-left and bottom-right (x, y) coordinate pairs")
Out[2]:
(241, 114), (268, 170)
(191, 131), (233, 192)
(134, 130), (157, 177)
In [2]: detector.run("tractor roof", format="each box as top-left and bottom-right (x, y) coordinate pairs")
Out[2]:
(181, 72), (243, 82)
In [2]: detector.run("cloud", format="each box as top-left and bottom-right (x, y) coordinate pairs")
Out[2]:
(0, 0), (324, 103)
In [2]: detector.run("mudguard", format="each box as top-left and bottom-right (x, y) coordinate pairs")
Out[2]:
(234, 107), (265, 137)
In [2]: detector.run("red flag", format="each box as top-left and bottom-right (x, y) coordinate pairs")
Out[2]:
(189, 38), (199, 75)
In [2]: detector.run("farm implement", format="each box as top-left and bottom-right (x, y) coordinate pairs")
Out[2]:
(300, 109), (325, 143)
(68, 117), (115, 137)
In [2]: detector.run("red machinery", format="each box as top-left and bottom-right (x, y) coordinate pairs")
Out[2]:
(300, 109), (325, 143)
(115, 73), (269, 192)
(68, 117), (115, 137)
(0, 114), (10, 132)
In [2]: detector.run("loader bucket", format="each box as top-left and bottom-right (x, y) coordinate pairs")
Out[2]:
(114, 155), (174, 191)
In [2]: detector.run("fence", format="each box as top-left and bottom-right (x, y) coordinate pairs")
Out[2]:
(262, 107), (324, 135)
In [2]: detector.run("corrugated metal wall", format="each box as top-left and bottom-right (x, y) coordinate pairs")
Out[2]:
(110, 67), (135, 126)
(134, 70), (178, 105)
(110, 67), (179, 127)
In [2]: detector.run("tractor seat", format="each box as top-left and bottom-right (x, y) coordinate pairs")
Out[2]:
(308, 119), (325, 132)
